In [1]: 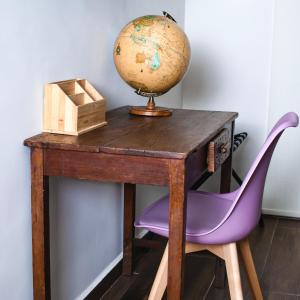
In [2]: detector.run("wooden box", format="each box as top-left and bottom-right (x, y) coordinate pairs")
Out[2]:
(43, 79), (107, 135)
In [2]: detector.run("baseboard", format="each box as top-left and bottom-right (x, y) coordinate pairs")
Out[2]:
(76, 229), (149, 300)
(75, 252), (123, 300)
(262, 208), (300, 218)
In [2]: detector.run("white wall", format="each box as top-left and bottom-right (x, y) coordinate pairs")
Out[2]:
(264, 0), (300, 216)
(0, 1), (185, 299)
(183, 0), (300, 216)
(183, 0), (274, 179)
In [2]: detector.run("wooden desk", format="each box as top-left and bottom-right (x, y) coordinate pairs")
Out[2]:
(24, 106), (238, 300)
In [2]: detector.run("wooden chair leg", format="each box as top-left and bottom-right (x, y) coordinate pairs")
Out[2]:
(223, 243), (243, 300)
(238, 239), (263, 300)
(148, 244), (168, 300)
(149, 242), (246, 300)
(148, 242), (209, 300)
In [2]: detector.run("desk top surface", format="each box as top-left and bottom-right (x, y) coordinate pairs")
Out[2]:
(24, 106), (238, 159)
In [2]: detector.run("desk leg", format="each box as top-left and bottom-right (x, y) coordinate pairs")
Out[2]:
(220, 154), (233, 193)
(168, 160), (187, 300)
(31, 148), (51, 300)
(123, 183), (136, 275)
(215, 120), (235, 289)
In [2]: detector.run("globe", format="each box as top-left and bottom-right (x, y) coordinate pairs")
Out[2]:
(113, 14), (191, 116)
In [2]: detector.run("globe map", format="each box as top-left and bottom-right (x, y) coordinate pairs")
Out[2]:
(113, 15), (191, 96)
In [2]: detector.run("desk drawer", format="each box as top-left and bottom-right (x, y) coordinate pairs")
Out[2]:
(207, 128), (231, 172)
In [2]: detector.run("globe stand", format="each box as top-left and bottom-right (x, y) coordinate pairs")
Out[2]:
(129, 93), (172, 117)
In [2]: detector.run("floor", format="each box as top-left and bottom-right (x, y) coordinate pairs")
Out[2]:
(101, 216), (300, 300)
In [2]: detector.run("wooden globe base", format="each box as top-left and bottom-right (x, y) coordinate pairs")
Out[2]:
(129, 96), (172, 117)
(129, 106), (172, 117)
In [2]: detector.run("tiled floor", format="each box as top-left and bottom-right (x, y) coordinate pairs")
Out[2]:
(101, 216), (300, 299)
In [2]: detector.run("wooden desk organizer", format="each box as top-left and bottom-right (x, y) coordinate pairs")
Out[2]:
(43, 79), (107, 135)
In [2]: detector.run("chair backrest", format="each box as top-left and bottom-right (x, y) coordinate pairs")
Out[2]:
(206, 112), (299, 238)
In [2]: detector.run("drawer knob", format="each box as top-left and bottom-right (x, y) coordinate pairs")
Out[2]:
(220, 143), (229, 154)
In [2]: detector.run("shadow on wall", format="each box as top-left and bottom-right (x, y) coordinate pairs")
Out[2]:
(183, 49), (222, 108)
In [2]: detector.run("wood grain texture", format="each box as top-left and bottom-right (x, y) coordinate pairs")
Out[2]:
(44, 147), (211, 189)
(186, 243), (225, 260)
(123, 183), (136, 276)
(186, 145), (208, 187)
(183, 254), (216, 300)
(44, 149), (169, 186)
(43, 79), (106, 136)
(31, 148), (51, 300)
(168, 159), (187, 300)
(248, 216), (278, 276)
(223, 243), (243, 300)
(148, 244), (169, 300)
(238, 239), (263, 300)
(262, 226), (300, 295)
(26, 106), (238, 159)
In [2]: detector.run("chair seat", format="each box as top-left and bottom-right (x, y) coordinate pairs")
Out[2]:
(135, 190), (238, 243)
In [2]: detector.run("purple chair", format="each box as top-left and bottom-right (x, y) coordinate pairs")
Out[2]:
(135, 112), (299, 300)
